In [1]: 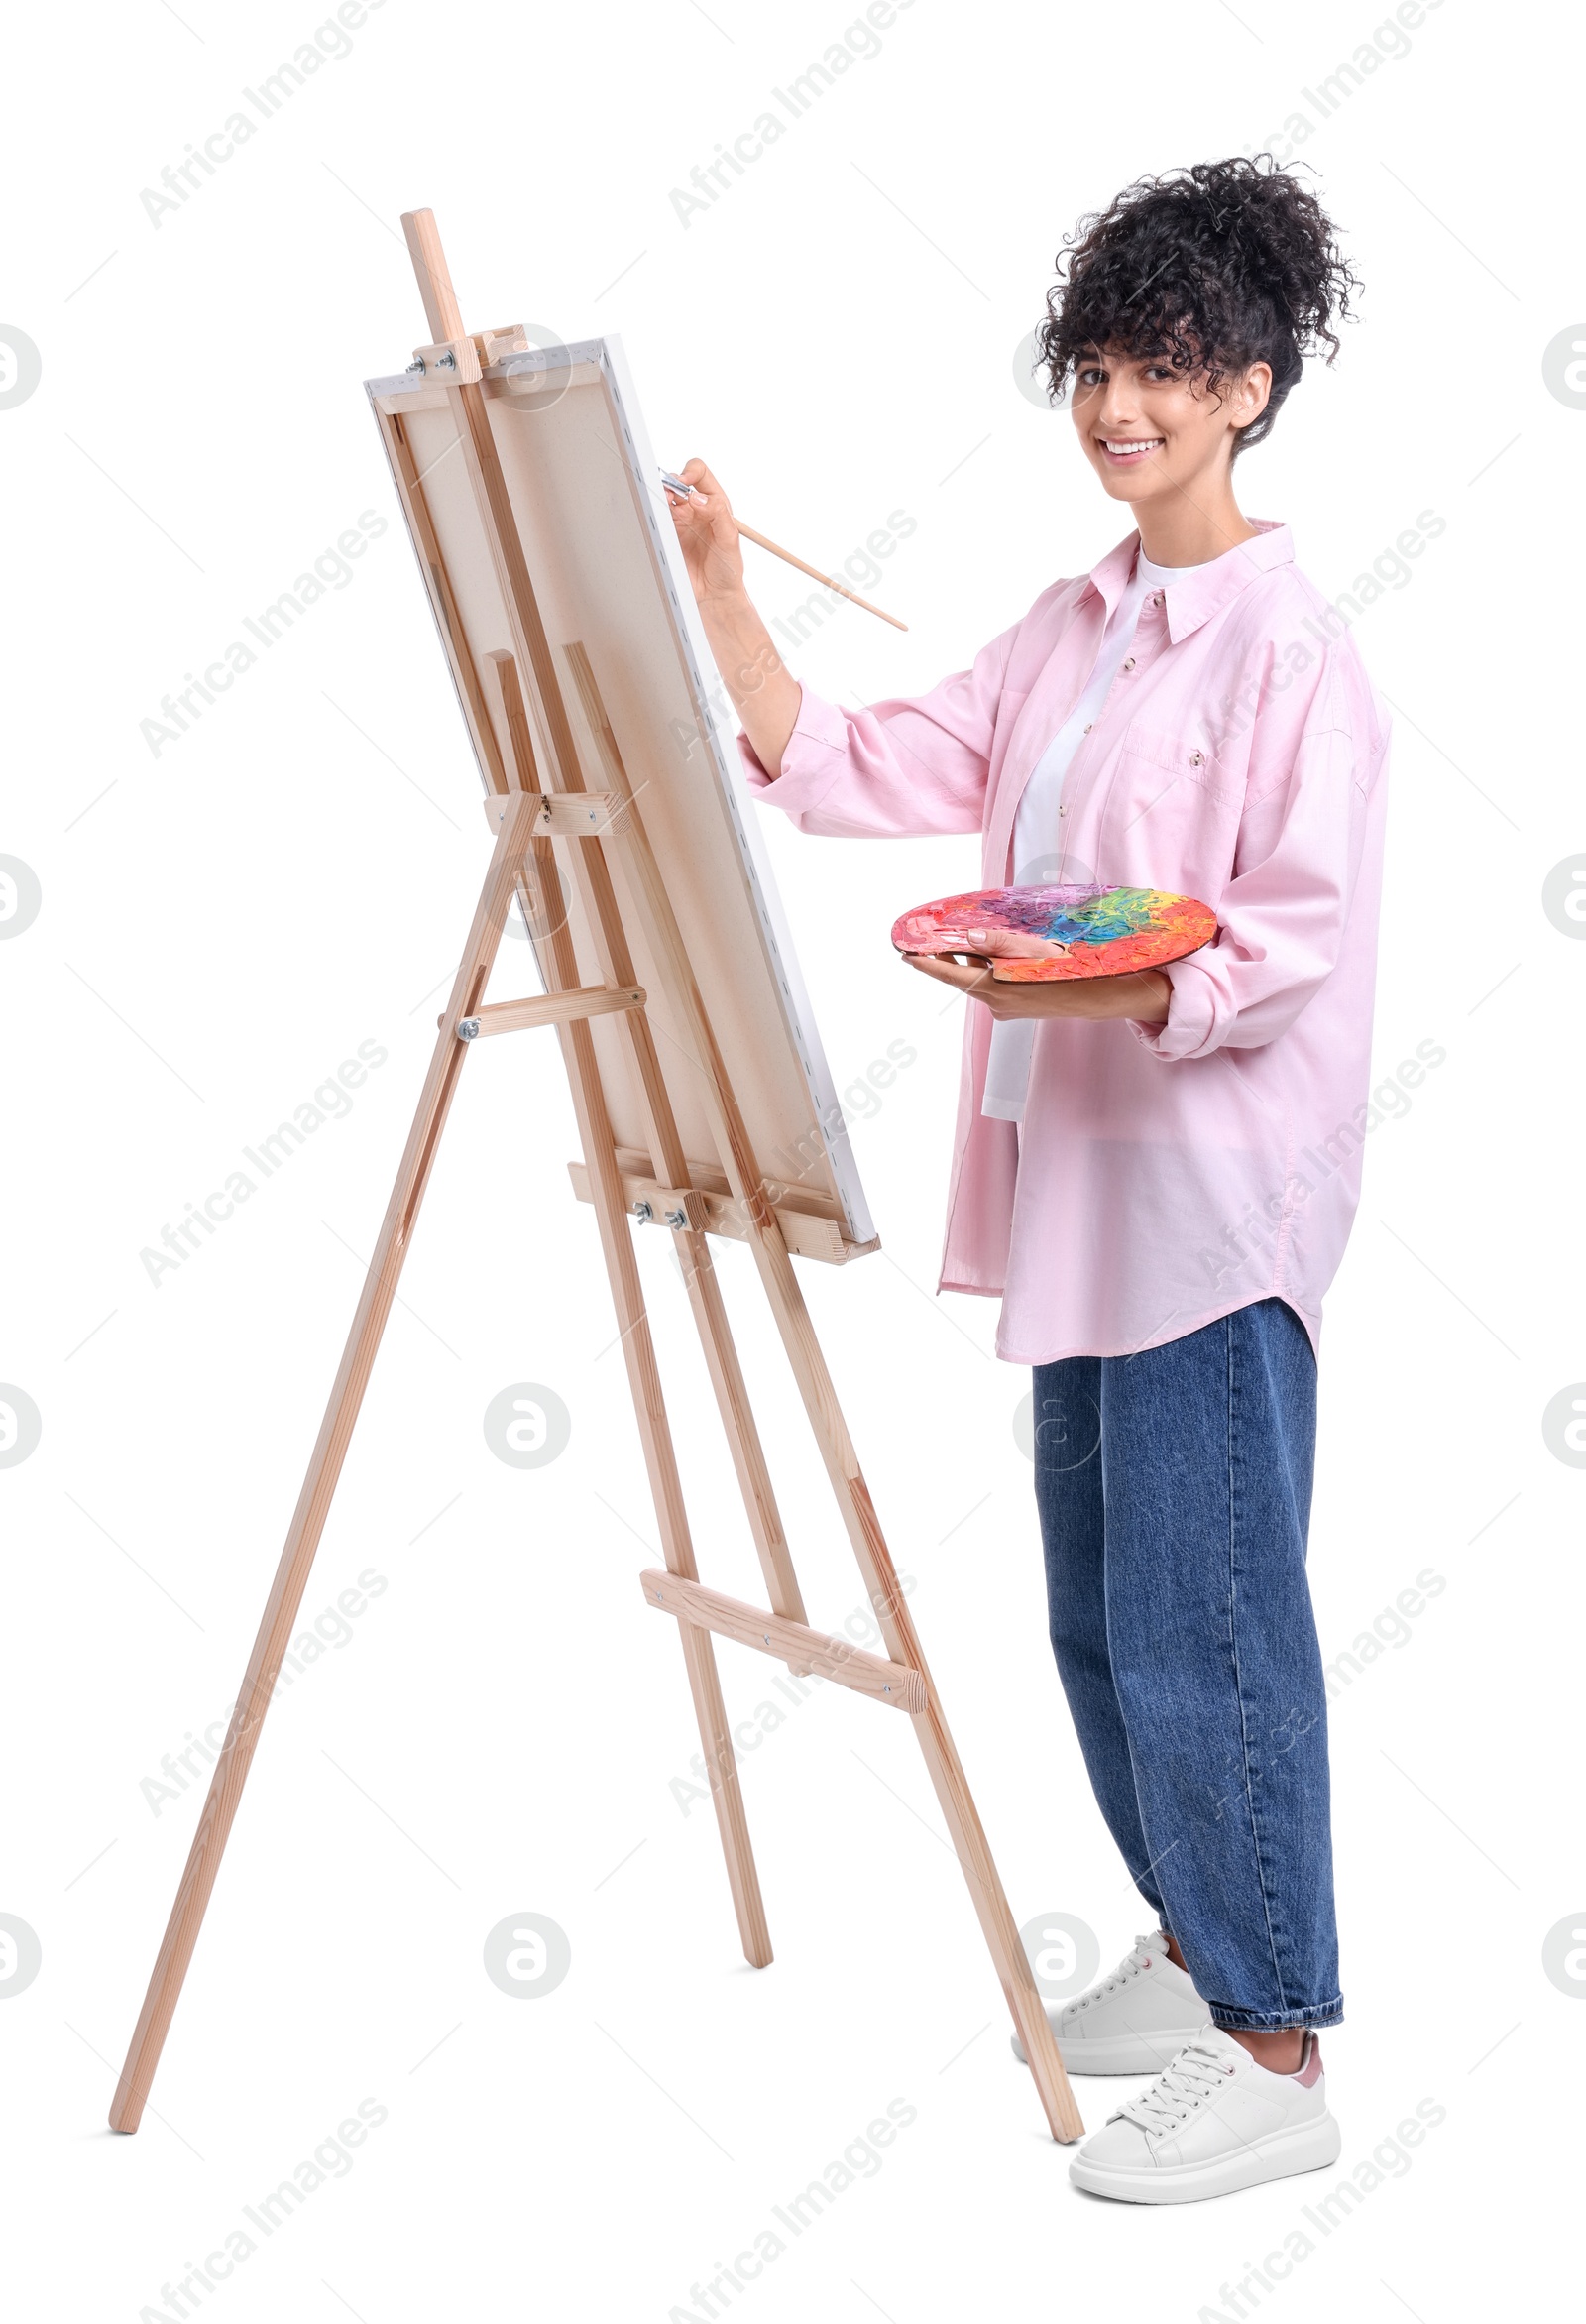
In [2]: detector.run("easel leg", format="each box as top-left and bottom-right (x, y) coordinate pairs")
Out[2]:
(744, 1232), (1084, 2143)
(554, 1012), (773, 1969)
(482, 648), (772, 1968)
(109, 799), (539, 2132)
(673, 1232), (807, 1625)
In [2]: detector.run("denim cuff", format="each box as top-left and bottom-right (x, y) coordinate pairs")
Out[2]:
(1208, 1998), (1344, 2033)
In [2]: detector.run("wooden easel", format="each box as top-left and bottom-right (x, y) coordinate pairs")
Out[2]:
(107, 213), (1082, 2145)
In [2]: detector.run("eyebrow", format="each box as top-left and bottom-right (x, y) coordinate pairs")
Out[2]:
(1074, 349), (1181, 370)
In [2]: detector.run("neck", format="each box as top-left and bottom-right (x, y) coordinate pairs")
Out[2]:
(1135, 474), (1258, 568)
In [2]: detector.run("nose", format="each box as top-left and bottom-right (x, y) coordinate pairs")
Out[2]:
(1093, 376), (1142, 433)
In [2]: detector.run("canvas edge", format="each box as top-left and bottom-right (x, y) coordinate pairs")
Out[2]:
(585, 333), (875, 1248)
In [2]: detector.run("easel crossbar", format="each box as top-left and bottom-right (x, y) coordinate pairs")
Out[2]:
(480, 790), (623, 837)
(639, 1569), (927, 1710)
(438, 985), (644, 1036)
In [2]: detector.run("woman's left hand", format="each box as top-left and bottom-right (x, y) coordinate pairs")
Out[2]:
(901, 948), (1172, 1022)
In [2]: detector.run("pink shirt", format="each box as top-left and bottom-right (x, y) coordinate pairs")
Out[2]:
(737, 521), (1391, 1363)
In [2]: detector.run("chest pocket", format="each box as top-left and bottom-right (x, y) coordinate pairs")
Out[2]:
(990, 688), (1032, 773)
(1094, 722), (1244, 897)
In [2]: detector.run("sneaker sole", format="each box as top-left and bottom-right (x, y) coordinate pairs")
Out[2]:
(1068, 2111), (1342, 2204)
(1011, 2025), (1209, 2074)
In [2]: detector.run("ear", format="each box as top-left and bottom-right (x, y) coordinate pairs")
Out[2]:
(1232, 360), (1274, 435)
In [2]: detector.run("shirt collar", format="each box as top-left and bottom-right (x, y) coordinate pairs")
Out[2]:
(1083, 519), (1295, 643)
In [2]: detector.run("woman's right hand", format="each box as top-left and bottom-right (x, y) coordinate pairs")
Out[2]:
(666, 459), (748, 607)
(666, 458), (802, 774)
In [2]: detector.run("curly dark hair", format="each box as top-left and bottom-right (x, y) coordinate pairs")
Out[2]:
(1034, 155), (1360, 455)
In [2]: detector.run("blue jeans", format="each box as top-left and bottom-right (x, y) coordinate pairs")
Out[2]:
(1033, 1298), (1342, 2031)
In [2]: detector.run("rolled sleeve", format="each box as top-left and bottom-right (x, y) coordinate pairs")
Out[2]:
(736, 685), (858, 819)
(1130, 950), (1223, 1059)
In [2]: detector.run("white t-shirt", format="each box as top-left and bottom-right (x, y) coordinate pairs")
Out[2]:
(981, 547), (1213, 1123)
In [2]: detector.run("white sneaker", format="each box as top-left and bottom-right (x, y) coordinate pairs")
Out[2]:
(1068, 2025), (1341, 2204)
(1012, 1929), (1207, 2073)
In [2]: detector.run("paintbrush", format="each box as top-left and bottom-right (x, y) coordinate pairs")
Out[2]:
(660, 470), (908, 632)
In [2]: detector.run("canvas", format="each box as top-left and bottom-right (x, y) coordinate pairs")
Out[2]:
(366, 336), (876, 1256)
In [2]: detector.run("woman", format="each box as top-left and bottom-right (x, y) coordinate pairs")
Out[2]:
(669, 156), (1387, 2205)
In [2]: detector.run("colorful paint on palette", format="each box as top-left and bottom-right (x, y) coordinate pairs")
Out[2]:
(890, 883), (1217, 983)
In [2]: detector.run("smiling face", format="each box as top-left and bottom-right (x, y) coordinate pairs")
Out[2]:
(1069, 343), (1272, 518)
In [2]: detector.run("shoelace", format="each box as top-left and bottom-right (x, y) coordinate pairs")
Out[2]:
(1115, 2038), (1237, 2135)
(1065, 1931), (1160, 2017)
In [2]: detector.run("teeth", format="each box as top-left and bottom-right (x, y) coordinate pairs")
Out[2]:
(1103, 439), (1162, 454)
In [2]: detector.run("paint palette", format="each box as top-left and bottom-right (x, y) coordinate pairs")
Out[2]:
(891, 883), (1217, 982)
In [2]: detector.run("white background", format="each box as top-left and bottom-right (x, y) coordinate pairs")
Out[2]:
(2, 0), (1579, 2317)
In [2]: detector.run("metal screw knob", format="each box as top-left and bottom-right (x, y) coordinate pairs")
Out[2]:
(631, 1200), (653, 1222)
(437, 351), (457, 371)
(406, 357), (426, 374)
(663, 1207), (688, 1229)
(457, 1017), (480, 1041)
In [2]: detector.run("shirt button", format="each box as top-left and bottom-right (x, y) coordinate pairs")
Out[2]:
(1152, 594), (1163, 607)
(1082, 722), (1092, 733)
(1058, 803), (1069, 817)
(1122, 656), (1136, 672)
(1190, 751), (1204, 766)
